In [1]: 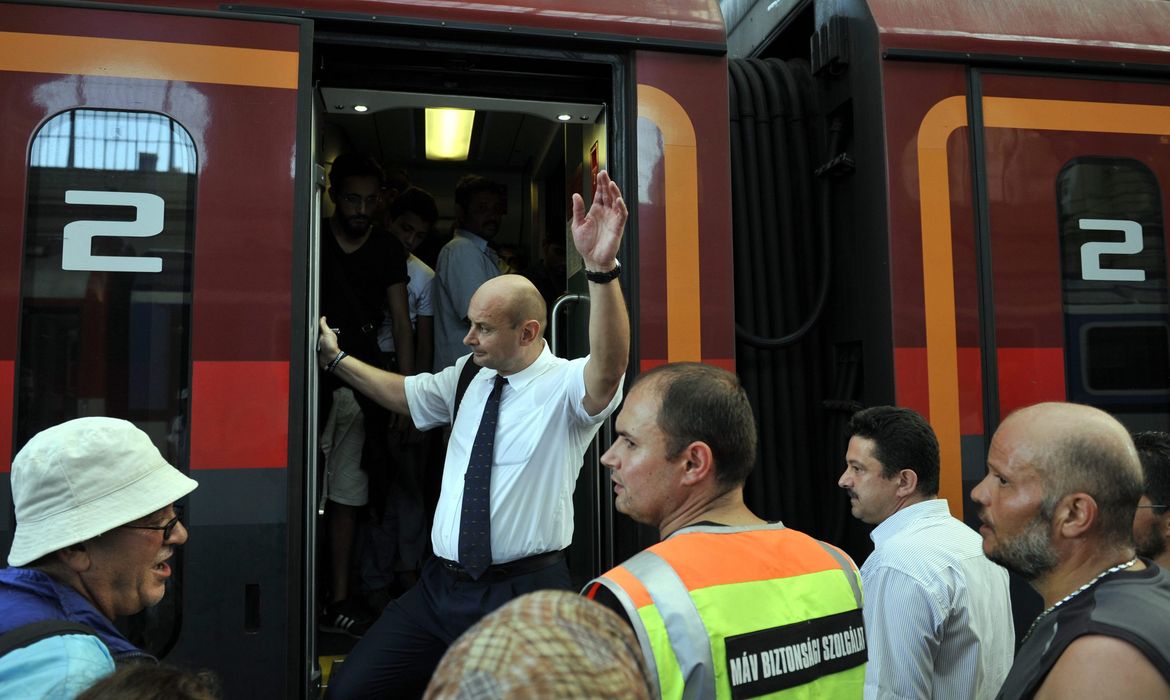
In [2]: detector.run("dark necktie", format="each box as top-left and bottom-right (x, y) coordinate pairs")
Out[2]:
(458, 374), (507, 579)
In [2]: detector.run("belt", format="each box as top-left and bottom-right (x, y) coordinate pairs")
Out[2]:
(437, 550), (565, 582)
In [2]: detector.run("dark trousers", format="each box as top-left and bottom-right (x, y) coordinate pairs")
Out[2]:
(326, 556), (572, 699)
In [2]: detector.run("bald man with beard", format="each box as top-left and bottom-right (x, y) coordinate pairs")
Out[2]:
(317, 171), (631, 699)
(972, 403), (1170, 700)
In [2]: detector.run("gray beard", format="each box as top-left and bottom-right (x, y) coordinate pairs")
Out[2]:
(987, 513), (1060, 581)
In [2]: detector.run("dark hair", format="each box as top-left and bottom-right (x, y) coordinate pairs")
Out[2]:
(76, 663), (220, 700)
(1133, 431), (1170, 509)
(389, 186), (439, 224)
(454, 174), (504, 212)
(384, 166), (410, 195)
(634, 363), (758, 488)
(846, 406), (940, 496)
(329, 154), (384, 191)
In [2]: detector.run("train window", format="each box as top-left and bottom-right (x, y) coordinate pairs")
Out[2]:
(17, 108), (197, 656)
(1056, 157), (1169, 402)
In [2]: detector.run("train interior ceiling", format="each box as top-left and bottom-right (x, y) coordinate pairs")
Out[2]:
(314, 41), (614, 271)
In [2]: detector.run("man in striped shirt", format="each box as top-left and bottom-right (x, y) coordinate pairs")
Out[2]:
(839, 406), (1014, 699)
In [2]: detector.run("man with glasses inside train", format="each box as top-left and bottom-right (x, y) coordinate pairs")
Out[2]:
(0, 417), (198, 698)
(318, 170), (629, 698)
(1132, 431), (1170, 571)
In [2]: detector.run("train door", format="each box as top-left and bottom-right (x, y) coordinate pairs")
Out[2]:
(972, 72), (1170, 434)
(308, 36), (623, 684)
(0, 4), (311, 697)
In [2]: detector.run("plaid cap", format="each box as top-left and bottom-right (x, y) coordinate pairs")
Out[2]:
(425, 590), (653, 699)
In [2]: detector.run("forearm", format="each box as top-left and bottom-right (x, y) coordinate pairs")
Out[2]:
(582, 275), (629, 415)
(416, 316), (434, 375)
(392, 315), (416, 375)
(387, 284), (415, 374)
(328, 353), (411, 416)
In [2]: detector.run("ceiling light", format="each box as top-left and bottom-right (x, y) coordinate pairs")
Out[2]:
(426, 108), (474, 160)
(557, 113), (572, 121)
(353, 104), (369, 112)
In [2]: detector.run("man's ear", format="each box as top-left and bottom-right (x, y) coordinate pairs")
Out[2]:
(519, 319), (541, 345)
(1055, 493), (1098, 539)
(327, 186), (337, 205)
(895, 468), (919, 497)
(680, 441), (715, 486)
(56, 542), (93, 574)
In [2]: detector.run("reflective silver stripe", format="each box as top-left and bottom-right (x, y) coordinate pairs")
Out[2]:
(668, 521), (788, 537)
(589, 576), (661, 698)
(817, 541), (864, 608)
(624, 551), (715, 700)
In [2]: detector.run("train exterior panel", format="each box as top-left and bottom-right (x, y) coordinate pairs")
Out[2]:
(868, 0), (1170, 518)
(1, 0), (731, 695)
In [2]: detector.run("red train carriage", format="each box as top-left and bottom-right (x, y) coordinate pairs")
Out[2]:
(2, 0), (1169, 695)
(726, 0), (1170, 638)
(0, 0), (731, 695)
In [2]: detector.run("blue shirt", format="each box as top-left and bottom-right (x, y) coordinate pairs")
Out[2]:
(861, 499), (1014, 700)
(0, 567), (150, 698)
(0, 634), (113, 699)
(433, 230), (501, 370)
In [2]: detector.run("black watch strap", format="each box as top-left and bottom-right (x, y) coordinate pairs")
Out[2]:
(584, 259), (621, 284)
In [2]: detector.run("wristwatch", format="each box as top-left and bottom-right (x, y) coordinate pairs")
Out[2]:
(584, 259), (621, 284)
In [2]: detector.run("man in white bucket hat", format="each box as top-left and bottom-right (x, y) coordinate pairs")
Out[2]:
(0, 417), (198, 698)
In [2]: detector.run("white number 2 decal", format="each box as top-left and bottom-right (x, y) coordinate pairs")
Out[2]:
(62, 190), (165, 273)
(1079, 218), (1146, 282)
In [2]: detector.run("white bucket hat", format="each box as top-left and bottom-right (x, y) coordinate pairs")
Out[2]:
(8, 416), (199, 567)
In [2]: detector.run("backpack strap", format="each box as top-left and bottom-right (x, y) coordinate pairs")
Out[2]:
(0, 620), (99, 657)
(450, 358), (481, 425)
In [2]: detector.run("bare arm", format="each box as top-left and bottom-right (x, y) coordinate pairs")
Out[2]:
(318, 317), (411, 415)
(1036, 635), (1170, 700)
(415, 314), (434, 375)
(386, 282), (415, 375)
(572, 170), (630, 416)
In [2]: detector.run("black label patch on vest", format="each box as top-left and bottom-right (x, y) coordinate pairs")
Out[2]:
(724, 608), (866, 698)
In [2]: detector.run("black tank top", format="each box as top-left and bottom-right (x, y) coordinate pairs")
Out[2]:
(997, 561), (1170, 699)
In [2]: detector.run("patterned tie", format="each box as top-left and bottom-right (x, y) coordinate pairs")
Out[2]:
(458, 374), (507, 579)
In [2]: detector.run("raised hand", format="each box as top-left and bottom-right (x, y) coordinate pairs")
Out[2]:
(571, 170), (627, 270)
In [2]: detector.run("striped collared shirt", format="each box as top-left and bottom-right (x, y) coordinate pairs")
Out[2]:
(860, 499), (1014, 700)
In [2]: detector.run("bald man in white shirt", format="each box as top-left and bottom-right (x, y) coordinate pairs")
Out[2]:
(318, 171), (630, 698)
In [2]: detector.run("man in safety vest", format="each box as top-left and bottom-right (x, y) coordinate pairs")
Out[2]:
(584, 362), (866, 699)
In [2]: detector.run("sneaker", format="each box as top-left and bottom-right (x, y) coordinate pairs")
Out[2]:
(320, 599), (374, 637)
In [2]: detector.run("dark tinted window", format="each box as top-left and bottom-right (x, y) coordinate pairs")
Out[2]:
(17, 109), (197, 656)
(1057, 157), (1168, 403)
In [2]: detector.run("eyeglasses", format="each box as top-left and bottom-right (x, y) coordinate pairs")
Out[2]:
(1137, 504), (1168, 512)
(122, 507), (184, 541)
(341, 193), (381, 209)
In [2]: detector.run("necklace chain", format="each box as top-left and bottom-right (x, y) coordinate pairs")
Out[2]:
(1021, 558), (1138, 644)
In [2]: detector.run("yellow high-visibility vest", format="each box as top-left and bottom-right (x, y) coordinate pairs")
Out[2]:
(586, 523), (866, 700)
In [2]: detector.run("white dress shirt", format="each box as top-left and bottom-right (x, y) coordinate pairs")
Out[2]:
(404, 343), (622, 563)
(861, 499), (1014, 700)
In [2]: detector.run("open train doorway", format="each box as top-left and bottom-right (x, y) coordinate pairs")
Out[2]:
(304, 34), (619, 689)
